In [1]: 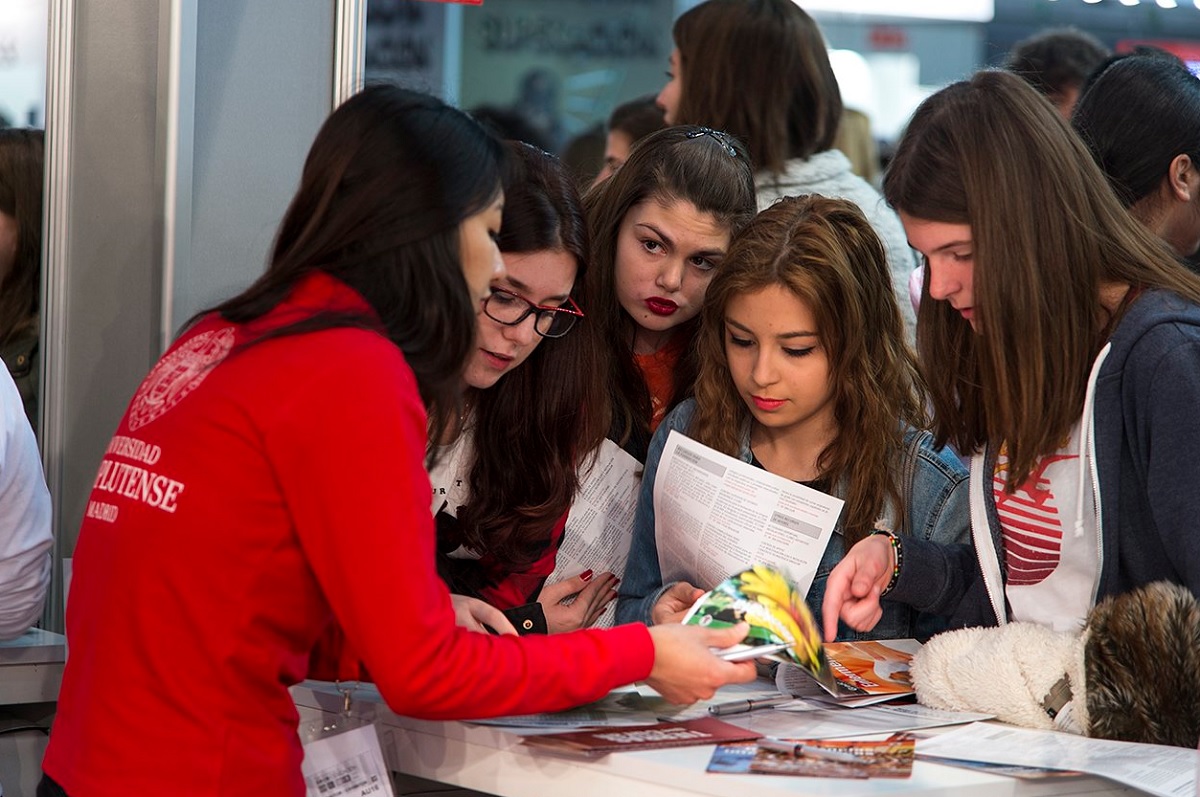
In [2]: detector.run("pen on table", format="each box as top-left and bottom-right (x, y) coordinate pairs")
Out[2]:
(708, 695), (793, 716)
(757, 737), (865, 765)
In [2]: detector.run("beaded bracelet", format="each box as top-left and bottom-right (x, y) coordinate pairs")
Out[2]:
(869, 528), (903, 596)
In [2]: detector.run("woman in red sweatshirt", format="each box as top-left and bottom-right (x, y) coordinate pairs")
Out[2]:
(40, 86), (753, 797)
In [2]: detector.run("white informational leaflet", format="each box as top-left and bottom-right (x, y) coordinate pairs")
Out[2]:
(717, 703), (994, 740)
(653, 430), (843, 596)
(548, 438), (641, 628)
(917, 722), (1196, 797)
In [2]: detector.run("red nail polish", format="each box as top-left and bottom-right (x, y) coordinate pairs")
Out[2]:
(580, 569), (594, 581)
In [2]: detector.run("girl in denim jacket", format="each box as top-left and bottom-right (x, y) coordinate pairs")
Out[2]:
(616, 195), (970, 641)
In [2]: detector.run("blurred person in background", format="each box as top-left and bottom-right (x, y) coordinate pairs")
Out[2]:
(592, 95), (666, 187)
(1072, 53), (1200, 263)
(1005, 26), (1110, 120)
(0, 129), (44, 431)
(560, 123), (606, 189)
(657, 0), (916, 340)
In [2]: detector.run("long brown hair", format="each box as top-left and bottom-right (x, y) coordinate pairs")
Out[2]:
(207, 86), (503, 453)
(884, 70), (1200, 490)
(456, 142), (609, 566)
(583, 125), (756, 457)
(672, 0), (842, 175)
(690, 195), (927, 544)
(0, 129), (44, 346)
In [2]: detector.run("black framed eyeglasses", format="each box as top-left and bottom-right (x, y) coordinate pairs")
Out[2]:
(685, 126), (738, 158)
(481, 287), (584, 339)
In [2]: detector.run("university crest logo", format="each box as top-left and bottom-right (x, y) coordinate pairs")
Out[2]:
(127, 327), (236, 431)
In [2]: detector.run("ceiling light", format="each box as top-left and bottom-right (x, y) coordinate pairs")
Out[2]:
(1156, 0), (1177, 7)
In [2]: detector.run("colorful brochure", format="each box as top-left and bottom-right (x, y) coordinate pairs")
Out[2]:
(682, 565), (829, 683)
(775, 638), (920, 705)
(707, 734), (917, 778)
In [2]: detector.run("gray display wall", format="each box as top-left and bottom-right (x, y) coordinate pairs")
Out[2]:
(40, 0), (345, 630)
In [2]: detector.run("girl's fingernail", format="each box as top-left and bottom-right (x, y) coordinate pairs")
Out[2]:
(580, 569), (594, 581)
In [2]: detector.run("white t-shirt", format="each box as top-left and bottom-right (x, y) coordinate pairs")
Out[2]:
(995, 342), (1113, 633)
(428, 430), (478, 561)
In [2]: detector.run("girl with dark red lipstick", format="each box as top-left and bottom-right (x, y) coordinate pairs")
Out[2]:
(616, 195), (969, 640)
(430, 142), (618, 635)
(584, 125), (756, 462)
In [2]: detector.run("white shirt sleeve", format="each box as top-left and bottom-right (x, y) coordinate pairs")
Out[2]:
(0, 366), (51, 639)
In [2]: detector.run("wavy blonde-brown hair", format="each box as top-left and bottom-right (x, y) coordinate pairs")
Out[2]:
(690, 195), (928, 544)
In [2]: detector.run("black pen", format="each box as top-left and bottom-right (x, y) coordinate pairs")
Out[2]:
(708, 695), (793, 716)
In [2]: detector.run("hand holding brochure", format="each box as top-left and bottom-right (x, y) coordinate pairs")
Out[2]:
(682, 565), (828, 676)
(684, 565), (922, 705)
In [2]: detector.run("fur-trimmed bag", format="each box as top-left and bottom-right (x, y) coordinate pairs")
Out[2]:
(911, 581), (1200, 748)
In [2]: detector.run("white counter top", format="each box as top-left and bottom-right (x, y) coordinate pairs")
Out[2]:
(292, 680), (1143, 797)
(0, 628), (66, 705)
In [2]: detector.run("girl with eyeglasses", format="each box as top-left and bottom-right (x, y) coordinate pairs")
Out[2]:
(430, 141), (618, 635)
(40, 87), (757, 797)
(657, 0), (916, 339)
(615, 195), (969, 637)
(584, 125), (757, 463)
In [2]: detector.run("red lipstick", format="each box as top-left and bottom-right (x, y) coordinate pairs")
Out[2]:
(752, 396), (786, 411)
(645, 297), (678, 316)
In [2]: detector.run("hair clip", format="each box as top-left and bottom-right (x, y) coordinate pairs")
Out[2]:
(684, 127), (738, 157)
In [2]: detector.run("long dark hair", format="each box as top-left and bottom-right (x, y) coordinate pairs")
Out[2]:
(0, 129), (44, 346)
(1073, 54), (1200, 247)
(583, 125), (756, 458)
(457, 142), (608, 566)
(884, 70), (1200, 490)
(204, 86), (504, 447)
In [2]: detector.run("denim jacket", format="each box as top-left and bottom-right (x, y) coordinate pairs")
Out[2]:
(615, 399), (971, 641)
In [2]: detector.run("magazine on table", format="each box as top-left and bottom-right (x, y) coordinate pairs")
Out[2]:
(520, 717), (762, 757)
(775, 638), (921, 706)
(707, 733), (916, 779)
